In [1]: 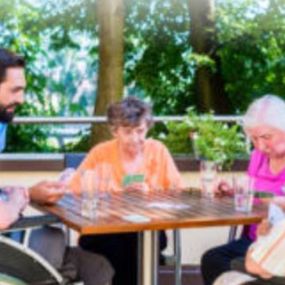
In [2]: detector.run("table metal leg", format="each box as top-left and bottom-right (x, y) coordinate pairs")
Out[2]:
(174, 229), (182, 285)
(137, 232), (143, 285)
(142, 230), (159, 285)
(151, 231), (159, 285)
(228, 225), (238, 242)
(142, 231), (152, 285)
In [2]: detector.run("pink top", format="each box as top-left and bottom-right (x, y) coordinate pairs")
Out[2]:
(245, 149), (285, 240)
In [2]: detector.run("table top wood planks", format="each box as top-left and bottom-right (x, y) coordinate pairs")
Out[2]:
(36, 190), (267, 235)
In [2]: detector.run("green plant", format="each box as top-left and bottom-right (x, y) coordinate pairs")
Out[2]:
(163, 107), (248, 169)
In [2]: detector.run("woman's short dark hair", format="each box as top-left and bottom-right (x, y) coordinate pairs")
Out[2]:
(107, 96), (153, 130)
(0, 48), (25, 83)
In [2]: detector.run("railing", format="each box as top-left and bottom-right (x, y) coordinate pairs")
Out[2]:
(11, 115), (246, 149)
(2, 115), (249, 171)
(12, 115), (243, 124)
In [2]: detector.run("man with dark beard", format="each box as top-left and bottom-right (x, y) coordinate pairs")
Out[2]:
(0, 48), (25, 151)
(0, 48), (114, 285)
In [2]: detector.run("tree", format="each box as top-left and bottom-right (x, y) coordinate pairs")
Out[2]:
(124, 0), (192, 115)
(188, 0), (231, 113)
(90, 0), (124, 145)
(217, 0), (285, 112)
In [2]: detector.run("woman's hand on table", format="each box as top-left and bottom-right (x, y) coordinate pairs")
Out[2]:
(29, 181), (68, 204)
(213, 179), (234, 197)
(124, 182), (149, 192)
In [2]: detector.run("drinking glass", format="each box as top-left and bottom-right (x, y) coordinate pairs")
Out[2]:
(233, 175), (254, 213)
(80, 164), (113, 219)
(80, 169), (98, 219)
(200, 160), (218, 197)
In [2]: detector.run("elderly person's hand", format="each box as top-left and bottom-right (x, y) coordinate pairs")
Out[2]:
(213, 178), (234, 197)
(244, 219), (273, 279)
(29, 181), (67, 205)
(256, 219), (272, 236)
(245, 248), (273, 279)
(124, 182), (149, 192)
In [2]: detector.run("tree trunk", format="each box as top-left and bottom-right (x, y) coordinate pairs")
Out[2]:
(90, 0), (124, 145)
(188, 0), (230, 114)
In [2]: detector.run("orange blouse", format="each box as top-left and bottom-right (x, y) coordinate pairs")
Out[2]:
(70, 138), (183, 194)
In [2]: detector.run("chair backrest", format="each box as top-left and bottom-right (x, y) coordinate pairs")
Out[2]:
(0, 235), (63, 284)
(64, 153), (86, 169)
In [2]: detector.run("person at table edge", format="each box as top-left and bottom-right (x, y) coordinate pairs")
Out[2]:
(0, 48), (114, 285)
(201, 95), (285, 285)
(33, 96), (184, 285)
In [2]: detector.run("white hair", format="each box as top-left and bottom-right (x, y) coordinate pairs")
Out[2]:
(243, 94), (285, 132)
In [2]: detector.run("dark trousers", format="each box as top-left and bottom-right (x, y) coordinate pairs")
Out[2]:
(201, 236), (253, 285)
(79, 231), (167, 285)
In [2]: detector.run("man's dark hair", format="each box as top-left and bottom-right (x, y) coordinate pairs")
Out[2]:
(0, 48), (25, 83)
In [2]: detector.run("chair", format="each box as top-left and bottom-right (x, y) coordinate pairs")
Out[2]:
(0, 215), (67, 284)
(64, 153), (85, 169)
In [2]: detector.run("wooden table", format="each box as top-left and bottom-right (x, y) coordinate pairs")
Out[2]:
(37, 190), (267, 285)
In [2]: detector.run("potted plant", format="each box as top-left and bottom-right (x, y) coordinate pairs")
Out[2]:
(162, 108), (248, 170)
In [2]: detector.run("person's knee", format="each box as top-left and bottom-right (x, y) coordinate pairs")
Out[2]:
(201, 248), (219, 270)
(64, 247), (114, 284)
(96, 254), (115, 278)
(80, 249), (114, 282)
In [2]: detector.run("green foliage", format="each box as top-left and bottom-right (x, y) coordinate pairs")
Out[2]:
(163, 108), (247, 168)
(5, 104), (57, 152)
(0, 0), (97, 152)
(217, 0), (285, 112)
(124, 0), (194, 115)
(125, 0), (285, 115)
(1, 0), (285, 153)
(159, 121), (193, 155)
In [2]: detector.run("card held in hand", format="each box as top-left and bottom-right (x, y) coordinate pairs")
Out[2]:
(122, 174), (144, 187)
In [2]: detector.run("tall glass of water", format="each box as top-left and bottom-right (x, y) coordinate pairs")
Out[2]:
(200, 160), (218, 197)
(233, 175), (254, 213)
(80, 169), (98, 219)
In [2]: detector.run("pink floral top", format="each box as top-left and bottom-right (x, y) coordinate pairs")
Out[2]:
(245, 149), (285, 240)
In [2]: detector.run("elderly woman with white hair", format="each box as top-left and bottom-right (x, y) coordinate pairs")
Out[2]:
(201, 94), (285, 285)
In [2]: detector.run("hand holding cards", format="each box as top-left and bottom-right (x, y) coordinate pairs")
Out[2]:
(122, 174), (144, 187)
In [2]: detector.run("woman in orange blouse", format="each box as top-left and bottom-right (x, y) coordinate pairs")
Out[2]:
(70, 101), (182, 194)
(74, 96), (183, 285)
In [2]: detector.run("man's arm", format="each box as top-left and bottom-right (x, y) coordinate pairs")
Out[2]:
(29, 181), (67, 205)
(0, 187), (28, 230)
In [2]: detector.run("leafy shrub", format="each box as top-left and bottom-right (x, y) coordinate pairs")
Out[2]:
(163, 108), (248, 168)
